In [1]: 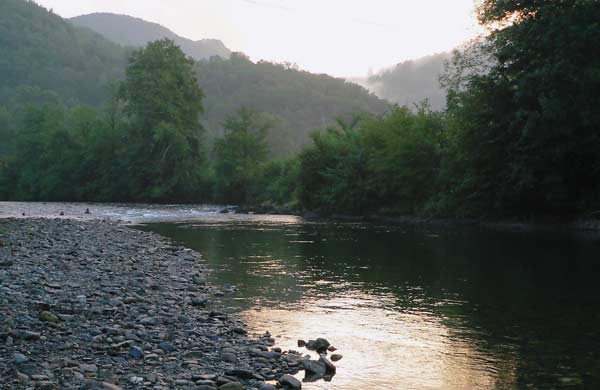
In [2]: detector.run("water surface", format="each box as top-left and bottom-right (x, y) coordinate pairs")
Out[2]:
(140, 215), (600, 390)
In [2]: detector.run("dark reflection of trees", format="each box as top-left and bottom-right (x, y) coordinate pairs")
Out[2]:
(139, 222), (600, 389)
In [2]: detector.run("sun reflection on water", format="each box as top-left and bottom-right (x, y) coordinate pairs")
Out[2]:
(238, 291), (516, 390)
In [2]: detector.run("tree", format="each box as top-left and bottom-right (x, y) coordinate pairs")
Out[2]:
(298, 114), (372, 213)
(118, 39), (207, 201)
(213, 108), (270, 204)
(444, 0), (600, 216)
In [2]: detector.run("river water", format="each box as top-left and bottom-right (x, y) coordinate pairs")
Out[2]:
(140, 214), (600, 390)
(3, 202), (600, 389)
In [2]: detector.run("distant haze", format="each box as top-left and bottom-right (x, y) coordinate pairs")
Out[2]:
(35, 0), (481, 77)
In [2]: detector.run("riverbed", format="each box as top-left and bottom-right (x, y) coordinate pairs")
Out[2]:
(3, 202), (600, 389)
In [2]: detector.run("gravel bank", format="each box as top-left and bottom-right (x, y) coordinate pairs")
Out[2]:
(0, 218), (327, 390)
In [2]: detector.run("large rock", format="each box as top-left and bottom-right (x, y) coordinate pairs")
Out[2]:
(302, 359), (326, 376)
(279, 374), (302, 389)
(306, 338), (330, 352)
(318, 356), (336, 373)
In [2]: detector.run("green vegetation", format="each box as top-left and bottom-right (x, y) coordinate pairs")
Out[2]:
(297, 107), (444, 215)
(0, 0), (127, 106)
(1, 0), (599, 221)
(213, 108), (270, 204)
(69, 11), (388, 150)
(118, 39), (208, 201)
(195, 54), (387, 151)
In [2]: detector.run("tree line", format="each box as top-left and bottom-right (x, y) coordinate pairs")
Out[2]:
(2, 0), (599, 219)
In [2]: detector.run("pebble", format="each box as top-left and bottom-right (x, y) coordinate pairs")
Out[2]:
(129, 346), (144, 359)
(0, 218), (338, 389)
(158, 342), (176, 352)
(38, 311), (60, 323)
(13, 353), (29, 363)
(219, 382), (244, 390)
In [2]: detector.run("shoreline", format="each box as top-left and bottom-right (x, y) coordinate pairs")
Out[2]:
(0, 218), (326, 390)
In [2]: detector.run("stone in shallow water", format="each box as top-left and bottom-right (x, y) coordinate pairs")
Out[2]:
(330, 354), (343, 362)
(318, 356), (336, 373)
(306, 338), (330, 352)
(302, 359), (326, 376)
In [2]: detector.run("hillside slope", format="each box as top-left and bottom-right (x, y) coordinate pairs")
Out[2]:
(70, 13), (231, 60)
(197, 55), (388, 152)
(0, 2), (387, 154)
(68, 13), (389, 150)
(0, 0), (127, 106)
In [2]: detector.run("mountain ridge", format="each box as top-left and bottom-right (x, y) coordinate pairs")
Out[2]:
(70, 12), (231, 60)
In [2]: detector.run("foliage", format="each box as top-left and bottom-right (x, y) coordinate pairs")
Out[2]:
(212, 108), (270, 204)
(2, 0), (599, 222)
(443, 0), (600, 216)
(0, 1), (387, 161)
(1, 40), (210, 203)
(118, 39), (208, 201)
(0, 0), (127, 106)
(195, 54), (388, 151)
(297, 107), (444, 214)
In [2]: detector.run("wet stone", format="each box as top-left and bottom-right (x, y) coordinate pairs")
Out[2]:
(279, 374), (302, 389)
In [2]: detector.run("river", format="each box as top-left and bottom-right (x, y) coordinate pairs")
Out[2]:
(3, 202), (600, 389)
(140, 214), (600, 390)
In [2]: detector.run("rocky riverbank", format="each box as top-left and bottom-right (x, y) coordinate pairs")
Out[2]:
(0, 218), (336, 390)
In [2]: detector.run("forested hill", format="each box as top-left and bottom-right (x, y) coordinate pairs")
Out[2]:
(70, 12), (387, 149)
(196, 55), (388, 153)
(0, 1), (387, 152)
(355, 52), (450, 111)
(70, 13), (231, 60)
(0, 0), (127, 106)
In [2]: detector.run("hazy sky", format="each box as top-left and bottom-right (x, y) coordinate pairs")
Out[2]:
(36, 0), (482, 77)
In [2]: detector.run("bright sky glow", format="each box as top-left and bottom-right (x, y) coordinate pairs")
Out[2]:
(35, 0), (482, 77)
